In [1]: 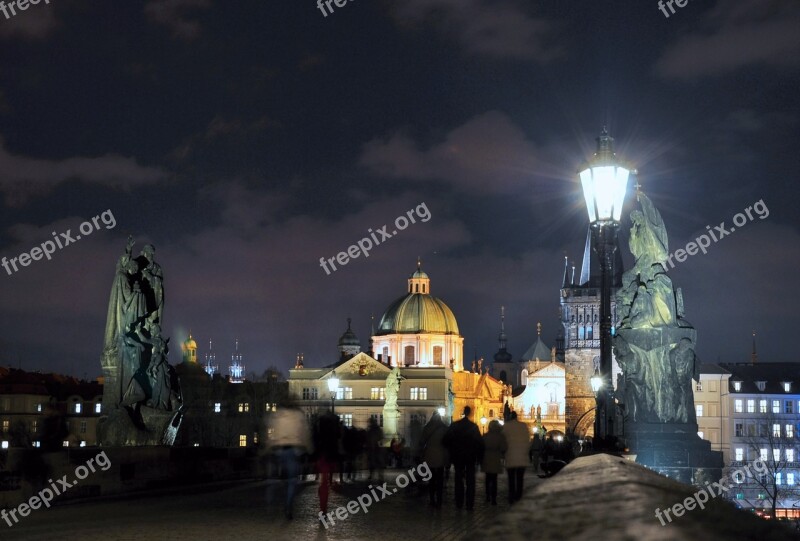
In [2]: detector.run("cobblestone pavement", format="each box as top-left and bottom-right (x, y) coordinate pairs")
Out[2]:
(2, 468), (541, 541)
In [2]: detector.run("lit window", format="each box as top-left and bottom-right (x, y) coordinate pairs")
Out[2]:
(340, 413), (353, 427)
(31, 421), (38, 433)
(1, 420), (8, 433)
(773, 400), (781, 414)
(747, 400), (755, 413)
(789, 473), (796, 485)
(787, 449), (795, 462)
(777, 473), (783, 485)
(302, 388), (319, 400)
(336, 387), (353, 400)
(756, 381), (766, 392)
(696, 405), (704, 417)
(785, 382), (792, 392)
(696, 381), (703, 391)
(759, 400), (767, 413)
(239, 435), (247, 447)
(63, 441), (69, 448)
(214, 403), (221, 413)
(774, 448), (781, 462)
(32, 441), (40, 448)
(760, 448), (768, 461)
(735, 493), (745, 500)
(787, 401), (794, 414)
(238, 403), (250, 413)
(773, 424), (781, 437)
(79, 441), (86, 447)
(370, 387), (386, 400)
(0, 441), (7, 449)
(733, 471), (744, 484)
(95, 403), (102, 414)
(787, 425), (795, 439)
(732, 381), (741, 391)
(408, 387), (427, 400)
(735, 399), (743, 413)
(36, 404), (42, 413)
(74, 403), (82, 414)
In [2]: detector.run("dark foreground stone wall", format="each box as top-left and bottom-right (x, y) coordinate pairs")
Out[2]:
(471, 454), (795, 541)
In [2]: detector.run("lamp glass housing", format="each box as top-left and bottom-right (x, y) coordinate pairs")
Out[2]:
(327, 375), (340, 393)
(590, 373), (603, 393)
(580, 165), (630, 222)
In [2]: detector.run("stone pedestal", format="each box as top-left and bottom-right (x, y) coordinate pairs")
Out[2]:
(626, 421), (722, 485)
(383, 407), (400, 442)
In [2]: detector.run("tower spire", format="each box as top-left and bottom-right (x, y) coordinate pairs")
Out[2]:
(562, 255), (569, 288)
(498, 306), (507, 347)
(751, 330), (758, 364)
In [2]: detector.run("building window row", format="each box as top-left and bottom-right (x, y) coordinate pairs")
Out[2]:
(409, 387), (428, 400)
(370, 387), (386, 400)
(302, 388), (319, 400)
(735, 399), (800, 414)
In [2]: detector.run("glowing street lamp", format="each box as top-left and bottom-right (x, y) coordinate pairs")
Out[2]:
(327, 371), (340, 414)
(437, 406), (446, 417)
(480, 416), (488, 434)
(580, 128), (630, 448)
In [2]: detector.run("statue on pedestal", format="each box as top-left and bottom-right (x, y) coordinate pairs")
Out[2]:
(614, 193), (698, 424)
(98, 236), (183, 446)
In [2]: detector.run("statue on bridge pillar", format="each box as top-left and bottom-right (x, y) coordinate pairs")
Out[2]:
(614, 193), (720, 483)
(98, 236), (183, 446)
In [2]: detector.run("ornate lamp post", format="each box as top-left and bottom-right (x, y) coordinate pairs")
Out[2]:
(579, 128), (630, 448)
(327, 371), (340, 415)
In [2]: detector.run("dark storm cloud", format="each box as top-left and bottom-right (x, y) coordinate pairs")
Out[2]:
(655, 0), (800, 78)
(144, 0), (212, 41)
(0, 137), (167, 206)
(389, 0), (563, 61)
(359, 111), (555, 195)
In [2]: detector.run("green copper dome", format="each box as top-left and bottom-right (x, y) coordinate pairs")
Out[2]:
(377, 294), (459, 335)
(377, 263), (459, 335)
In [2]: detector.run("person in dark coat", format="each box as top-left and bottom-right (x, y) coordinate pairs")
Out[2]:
(419, 412), (449, 507)
(314, 412), (340, 514)
(442, 406), (484, 510)
(482, 420), (507, 505)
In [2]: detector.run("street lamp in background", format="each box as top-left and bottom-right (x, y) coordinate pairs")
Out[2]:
(480, 416), (488, 434)
(327, 371), (340, 415)
(437, 406), (446, 418)
(579, 127), (630, 449)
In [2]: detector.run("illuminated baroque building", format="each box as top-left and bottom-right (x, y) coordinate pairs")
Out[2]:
(288, 263), (509, 446)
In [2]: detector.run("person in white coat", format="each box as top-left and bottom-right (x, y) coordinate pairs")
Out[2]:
(502, 411), (531, 503)
(267, 406), (312, 519)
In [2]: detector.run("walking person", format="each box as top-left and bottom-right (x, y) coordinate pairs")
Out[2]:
(482, 420), (507, 506)
(314, 411), (340, 515)
(266, 405), (312, 520)
(529, 432), (544, 474)
(442, 406), (484, 511)
(503, 411), (530, 504)
(366, 418), (385, 481)
(419, 411), (448, 508)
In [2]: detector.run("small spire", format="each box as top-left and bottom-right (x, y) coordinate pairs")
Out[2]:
(751, 330), (758, 365)
(562, 255), (569, 288)
(347, 317), (352, 330)
(537, 322), (542, 336)
(417, 256), (422, 270)
(570, 262), (576, 286)
(370, 314), (375, 335)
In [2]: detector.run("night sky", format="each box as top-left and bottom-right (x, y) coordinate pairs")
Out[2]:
(0, 0), (797, 379)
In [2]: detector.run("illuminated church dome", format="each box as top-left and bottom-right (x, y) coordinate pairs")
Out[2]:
(372, 262), (464, 370)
